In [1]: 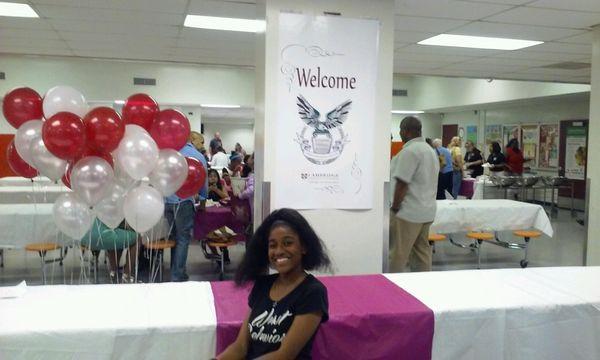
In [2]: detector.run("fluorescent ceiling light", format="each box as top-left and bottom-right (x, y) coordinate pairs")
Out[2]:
(114, 100), (125, 105)
(0, 2), (38, 18)
(418, 34), (543, 51)
(184, 15), (265, 33)
(201, 104), (241, 109)
(391, 110), (424, 114)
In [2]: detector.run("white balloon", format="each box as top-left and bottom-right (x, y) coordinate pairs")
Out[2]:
(53, 192), (94, 240)
(71, 156), (114, 207)
(43, 85), (89, 118)
(149, 149), (188, 196)
(30, 136), (67, 181)
(14, 119), (43, 167)
(123, 184), (164, 233)
(95, 182), (126, 229)
(113, 124), (159, 180)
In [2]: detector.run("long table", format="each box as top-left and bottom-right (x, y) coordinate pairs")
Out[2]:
(0, 185), (69, 204)
(1, 267), (599, 359)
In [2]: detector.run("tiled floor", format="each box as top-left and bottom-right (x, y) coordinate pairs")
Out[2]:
(0, 208), (586, 286)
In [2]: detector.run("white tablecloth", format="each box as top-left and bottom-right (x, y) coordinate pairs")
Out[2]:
(386, 266), (600, 360)
(432, 199), (553, 237)
(0, 176), (52, 187)
(0, 185), (70, 204)
(0, 204), (168, 249)
(0, 282), (217, 360)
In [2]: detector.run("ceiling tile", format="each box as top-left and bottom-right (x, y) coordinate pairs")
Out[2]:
(394, 59), (456, 68)
(394, 51), (476, 63)
(0, 28), (61, 40)
(30, 0), (188, 14)
(395, 0), (513, 20)
(495, 49), (590, 61)
(0, 17), (53, 30)
(448, 21), (586, 41)
(399, 44), (502, 57)
(394, 31), (438, 43)
(50, 20), (181, 37)
(484, 7), (600, 28)
(556, 31), (593, 44)
(0, 46), (73, 56)
(463, 56), (559, 67)
(0, 37), (68, 49)
(394, 16), (468, 33)
(461, 0), (532, 4)
(527, 41), (591, 54)
(35, 5), (185, 25)
(440, 61), (529, 73)
(188, 0), (258, 19)
(528, 0), (600, 12)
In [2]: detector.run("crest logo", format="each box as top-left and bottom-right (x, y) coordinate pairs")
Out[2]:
(295, 94), (351, 165)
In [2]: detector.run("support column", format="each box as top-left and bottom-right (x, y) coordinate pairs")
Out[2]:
(586, 27), (600, 265)
(254, 0), (395, 274)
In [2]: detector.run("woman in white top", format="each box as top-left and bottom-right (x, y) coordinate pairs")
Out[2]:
(210, 146), (229, 171)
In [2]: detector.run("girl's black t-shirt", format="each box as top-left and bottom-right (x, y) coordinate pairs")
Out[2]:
(465, 149), (484, 177)
(246, 274), (328, 360)
(487, 152), (506, 172)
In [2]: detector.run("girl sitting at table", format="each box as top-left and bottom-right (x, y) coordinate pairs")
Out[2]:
(208, 169), (230, 203)
(217, 208), (331, 360)
(221, 168), (233, 194)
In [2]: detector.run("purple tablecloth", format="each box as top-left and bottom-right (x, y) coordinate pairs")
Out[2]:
(210, 274), (434, 359)
(460, 178), (476, 199)
(193, 206), (245, 241)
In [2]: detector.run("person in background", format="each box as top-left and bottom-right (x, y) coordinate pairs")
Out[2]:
(505, 138), (527, 175)
(239, 153), (255, 216)
(207, 169), (230, 202)
(390, 116), (439, 272)
(221, 168), (233, 194)
(432, 138), (453, 200)
(190, 131), (205, 152)
(447, 136), (463, 199)
(209, 132), (222, 158)
(241, 154), (252, 178)
(165, 134), (208, 282)
(217, 208), (330, 360)
(81, 219), (139, 283)
(228, 153), (244, 177)
(464, 140), (484, 178)
(235, 142), (247, 158)
(200, 148), (209, 164)
(486, 141), (506, 173)
(210, 146), (229, 172)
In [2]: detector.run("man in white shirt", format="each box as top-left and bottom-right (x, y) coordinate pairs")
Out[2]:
(390, 116), (439, 272)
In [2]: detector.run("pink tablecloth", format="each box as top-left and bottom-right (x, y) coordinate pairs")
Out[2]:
(193, 206), (245, 241)
(210, 274), (434, 359)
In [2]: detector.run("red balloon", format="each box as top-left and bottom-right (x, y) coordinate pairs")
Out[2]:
(150, 109), (191, 150)
(6, 139), (38, 178)
(42, 112), (87, 160)
(121, 93), (159, 130)
(83, 107), (124, 153)
(73, 148), (114, 168)
(62, 162), (72, 188)
(176, 157), (206, 198)
(2, 87), (43, 129)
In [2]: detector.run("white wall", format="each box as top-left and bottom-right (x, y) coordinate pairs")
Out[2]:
(390, 113), (442, 141)
(203, 121), (255, 154)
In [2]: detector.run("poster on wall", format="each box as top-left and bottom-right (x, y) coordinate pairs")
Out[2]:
(564, 126), (587, 180)
(466, 125), (477, 145)
(521, 125), (539, 167)
(539, 124), (559, 168)
(484, 125), (502, 147)
(502, 124), (521, 148)
(273, 13), (378, 209)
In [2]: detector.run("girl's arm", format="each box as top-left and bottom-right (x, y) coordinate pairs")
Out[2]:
(255, 312), (322, 360)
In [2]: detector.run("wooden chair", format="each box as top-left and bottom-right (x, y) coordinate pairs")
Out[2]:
(25, 242), (66, 285)
(466, 232), (495, 269)
(207, 232), (237, 281)
(428, 234), (446, 253)
(513, 230), (542, 268)
(145, 240), (176, 283)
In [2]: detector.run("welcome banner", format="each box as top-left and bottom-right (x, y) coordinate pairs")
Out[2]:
(274, 13), (379, 209)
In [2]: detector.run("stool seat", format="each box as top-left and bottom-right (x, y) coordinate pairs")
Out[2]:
(25, 242), (60, 252)
(428, 234), (446, 242)
(145, 240), (176, 250)
(513, 230), (542, 238)
(466, 232), (495, 241)
(208, 240), (237, 248)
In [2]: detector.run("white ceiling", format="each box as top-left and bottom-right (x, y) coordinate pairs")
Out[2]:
(0, 0), (597, 84)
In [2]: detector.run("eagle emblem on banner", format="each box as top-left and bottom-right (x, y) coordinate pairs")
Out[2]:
(295, 95), (351, 165)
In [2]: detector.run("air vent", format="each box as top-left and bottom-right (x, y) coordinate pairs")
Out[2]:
(133, 77), (156, 86)
(0, 72), (5, 80)
(540, 62), (590, 70)
(392, 89), (408, 97)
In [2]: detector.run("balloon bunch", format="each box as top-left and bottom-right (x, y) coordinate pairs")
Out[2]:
(3, 87), (206, 238)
